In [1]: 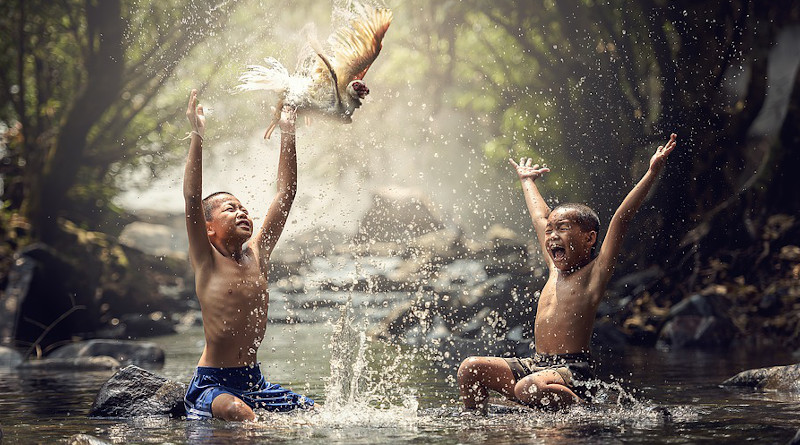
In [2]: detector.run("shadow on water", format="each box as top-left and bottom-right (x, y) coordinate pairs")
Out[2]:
(1, 297), (799, 444)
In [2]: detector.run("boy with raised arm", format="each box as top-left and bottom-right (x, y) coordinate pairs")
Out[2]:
(182, 89), (313, 421)
(458, 134), (678, 413)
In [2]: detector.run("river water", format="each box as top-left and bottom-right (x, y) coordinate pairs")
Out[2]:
(1, 294), (799, 444)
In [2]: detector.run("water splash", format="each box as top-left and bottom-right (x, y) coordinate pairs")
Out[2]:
(256, 296), (419, 429)
(325, 297), (367, 406)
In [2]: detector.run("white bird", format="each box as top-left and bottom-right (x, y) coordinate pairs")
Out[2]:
(238, 3), (392, 139)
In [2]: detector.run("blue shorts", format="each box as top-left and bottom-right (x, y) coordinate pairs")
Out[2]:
(184, 365), (314, 420)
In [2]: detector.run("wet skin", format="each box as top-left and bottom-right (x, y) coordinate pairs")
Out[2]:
(183, 89), (299, 420)
(459, 135), (677, 412)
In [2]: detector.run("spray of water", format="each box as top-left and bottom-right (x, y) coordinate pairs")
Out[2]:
(255, 296), (419, 429)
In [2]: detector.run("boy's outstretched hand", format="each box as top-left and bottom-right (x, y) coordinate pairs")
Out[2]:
(649, 133), (677, 172)
(509, 157), (551, 181)
(186, 89), (206, 138)
(279, 104), (297, 134)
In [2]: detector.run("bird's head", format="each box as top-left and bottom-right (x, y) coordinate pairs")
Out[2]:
(347, 80), (370, 102)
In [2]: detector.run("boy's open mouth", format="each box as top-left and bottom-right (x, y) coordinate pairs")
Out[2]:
(550, 246), (566, 261)
(237, 220), (251, 230)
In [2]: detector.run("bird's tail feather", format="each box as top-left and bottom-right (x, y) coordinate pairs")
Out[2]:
(237, 58), (291, 93)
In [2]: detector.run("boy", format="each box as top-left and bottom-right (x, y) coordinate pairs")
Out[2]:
(457, 134), (678, 412)
(182, 89), (313, 421)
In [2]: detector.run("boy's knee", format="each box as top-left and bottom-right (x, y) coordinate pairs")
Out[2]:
(214, 396), (255, 421)
(226, 400), (255, 421)
(457, 356), (482, 379)
(514, 378), (542, 403)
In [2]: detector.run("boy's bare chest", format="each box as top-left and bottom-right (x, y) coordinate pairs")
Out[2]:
(200, 258), (268, 302)
(537, 270), (598, 317)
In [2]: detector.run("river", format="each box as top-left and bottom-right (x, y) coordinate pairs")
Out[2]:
(1, 295), (799, 444)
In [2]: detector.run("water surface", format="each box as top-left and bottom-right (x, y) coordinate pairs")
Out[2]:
(1, 300), (799, 444)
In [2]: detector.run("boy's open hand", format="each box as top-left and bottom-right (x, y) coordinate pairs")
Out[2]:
(186, 89), (205, 138)
(279, 104), (297, 134)
(649, 133), (677, 172)
(509, 157), (550, 181)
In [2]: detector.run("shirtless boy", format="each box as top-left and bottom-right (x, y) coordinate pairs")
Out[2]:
(458, 134), (678, 412)
(182, 89), (313, 421)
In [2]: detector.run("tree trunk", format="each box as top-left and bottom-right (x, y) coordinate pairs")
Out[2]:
(26, 0), (124, 244)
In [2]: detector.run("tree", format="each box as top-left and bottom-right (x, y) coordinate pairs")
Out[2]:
(440, 0), (800, 274)
(0, 0), (240, 244)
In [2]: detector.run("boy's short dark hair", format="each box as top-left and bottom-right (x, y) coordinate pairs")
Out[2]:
(552, 203), (600, 252)
(201, 191), (234, 221)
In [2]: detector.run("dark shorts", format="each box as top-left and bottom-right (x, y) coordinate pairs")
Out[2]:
(184, 365), (314, 420)
(504, 352), (595, 401)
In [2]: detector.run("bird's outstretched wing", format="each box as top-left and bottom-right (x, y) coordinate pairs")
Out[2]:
(326, 4), (392, 92)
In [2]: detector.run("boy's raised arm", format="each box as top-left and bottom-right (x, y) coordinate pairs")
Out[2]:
(510, 157), (553, 269)
(183, 89), (214, 267)
(595, 133), (678, 282)
(256, 105), (298, 259)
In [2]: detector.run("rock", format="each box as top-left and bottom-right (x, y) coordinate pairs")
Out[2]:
(592, 319), (629, 351)
(610, 265), (664, 295)
(17, 356), (120, 371)
(65, 434), (113, 445)
(789, 428), (800, 445)
(408, 227), (465, 261)
(722, 362), (800, 393)
(483, 227), (531, 277)
(459, 274), (514, 308)
(90, 365), (186, 418)
(668, 294), (729, 318)
(657, 293), (737, 349)
(0, 346), (23, 368)
(116, 313), (177, 338)
(0, 244), (99, 352)
(432, 259), (488, 294)
(118, 221), (187, 257)
(657, 315), (736, 349)
(47, 339), (165, 368)
(368, 300), (417, 340)
(355, 188), (444, 243)
(453, 307), (495, 339)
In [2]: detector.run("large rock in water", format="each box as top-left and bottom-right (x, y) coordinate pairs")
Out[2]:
(118, 221), (187, 257)
(355, 188), (444, 243)
(722, 363), (800, 392)
(90, 365), (186, 418)
(657, 294), (737, 349)
(48, 339), (165, 368)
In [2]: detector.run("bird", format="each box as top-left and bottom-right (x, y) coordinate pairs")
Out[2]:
(237, 2), (392, 139)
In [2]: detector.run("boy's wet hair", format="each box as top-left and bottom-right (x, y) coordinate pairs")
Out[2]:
(551, 203), (600, 253)
(202, 191), (234, 221)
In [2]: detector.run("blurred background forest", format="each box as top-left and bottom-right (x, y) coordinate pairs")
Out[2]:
(1, 0), (799, 353)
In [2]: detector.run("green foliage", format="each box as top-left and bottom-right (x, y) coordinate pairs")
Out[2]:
(0, 0), (798, 263)
(0, 0), (248, 241)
